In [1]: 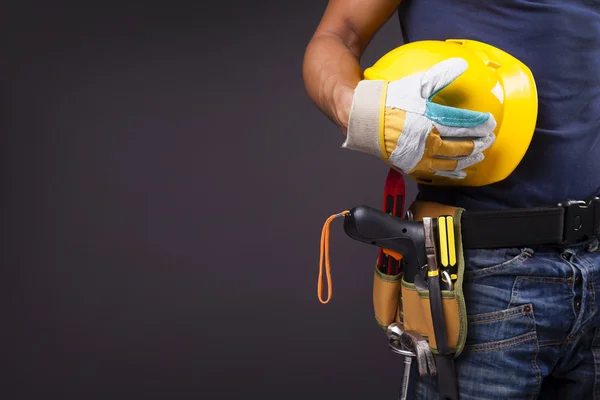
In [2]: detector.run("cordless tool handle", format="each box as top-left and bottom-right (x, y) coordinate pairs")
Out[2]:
(343, 205), (426, 283)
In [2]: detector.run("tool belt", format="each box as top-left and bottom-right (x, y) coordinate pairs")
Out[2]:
(316, 169), (599, 400)
(374, 196), (600, 356)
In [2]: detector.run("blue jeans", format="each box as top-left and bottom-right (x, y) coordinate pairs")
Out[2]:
(416, 239), (600, 400)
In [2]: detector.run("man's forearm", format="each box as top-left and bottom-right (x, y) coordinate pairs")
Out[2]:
(303, 0), (402, 133)
(302, 33), (363, 134)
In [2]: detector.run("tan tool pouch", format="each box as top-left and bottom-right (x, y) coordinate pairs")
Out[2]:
(373, 266), (403, 328)
(372, 200), (468, 358)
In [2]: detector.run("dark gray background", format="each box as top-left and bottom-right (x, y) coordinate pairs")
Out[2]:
(1, 2), (418, 399)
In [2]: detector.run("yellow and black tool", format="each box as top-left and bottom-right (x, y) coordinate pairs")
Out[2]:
(423, 216), (458, 400)
(436, 215), (458, 288)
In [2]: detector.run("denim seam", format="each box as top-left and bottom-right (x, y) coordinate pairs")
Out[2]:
(592, 328), (600, 400)
(565, 334), (590, 345)
(467, 304), (532, 324)
(516, 277), (571, 284)
(560, 254), (585, 329)
(509, 278), (520, 309)
(577, 253), (597, 316)
(538, 339), (563, 347)
(591, 279), (596, 315)
(464, 252), (529, 279)
(465, 331), (537, 352)
(529, 305), (542, 400)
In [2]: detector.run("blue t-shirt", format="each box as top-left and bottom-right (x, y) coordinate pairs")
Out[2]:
(397, 0), (600, 210)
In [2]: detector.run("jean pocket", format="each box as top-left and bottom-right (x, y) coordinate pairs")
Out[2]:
(439, 304), (542, 399)
(416, 305), (540, 400)
(464, 303), (537, 352)
(463, 247), (534, 279)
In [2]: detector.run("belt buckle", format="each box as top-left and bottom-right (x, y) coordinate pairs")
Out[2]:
(558, 197), (600, 245)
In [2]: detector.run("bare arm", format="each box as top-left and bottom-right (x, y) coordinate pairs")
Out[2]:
(302, 0), (402, 133)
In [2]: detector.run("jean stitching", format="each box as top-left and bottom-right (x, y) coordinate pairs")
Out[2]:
(560, 253), (584, 327)
(465, 331), (537, 352)
(565, 334), (589, 344)
(577, 253), (597, 316)
(509, 277), (520, 309)
(464, 252), (528, 279)
(517, 277), (571, 284)
(538, 339), (563, 347)
(590, 278), (596, 315)
(467, 304), (532, 323)
(593, 328), (600, 400)
(528, 305), (542, 400)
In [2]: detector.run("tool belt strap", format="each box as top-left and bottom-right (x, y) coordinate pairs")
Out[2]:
(458, 198), (600, 249)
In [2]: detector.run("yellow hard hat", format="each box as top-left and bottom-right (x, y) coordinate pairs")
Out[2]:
(363, 39), (538, 187)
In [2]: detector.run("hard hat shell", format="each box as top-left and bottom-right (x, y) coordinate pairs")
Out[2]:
(363, 39), (538, 187)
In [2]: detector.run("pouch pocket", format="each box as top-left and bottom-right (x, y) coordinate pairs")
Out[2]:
(373, 265), (403, 329)
(401, 279), (464, 354)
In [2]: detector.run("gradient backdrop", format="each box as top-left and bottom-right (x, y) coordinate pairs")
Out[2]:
(1, 2), (418, 399)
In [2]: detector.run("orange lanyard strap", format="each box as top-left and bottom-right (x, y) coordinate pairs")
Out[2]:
(318, 210), (350, 304)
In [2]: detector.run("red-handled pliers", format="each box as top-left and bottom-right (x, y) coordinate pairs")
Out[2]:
(377, 168), (406, 275)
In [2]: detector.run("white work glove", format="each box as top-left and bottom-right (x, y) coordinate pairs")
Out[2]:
(343, 58), (496, 180)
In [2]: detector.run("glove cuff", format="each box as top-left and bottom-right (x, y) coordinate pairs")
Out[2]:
(343, 80), (387, 158)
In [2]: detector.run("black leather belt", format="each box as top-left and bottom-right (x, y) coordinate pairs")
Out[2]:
(460, 197), (600, 249)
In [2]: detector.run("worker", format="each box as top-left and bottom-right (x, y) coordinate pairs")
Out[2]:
(302, 1), (600, 399)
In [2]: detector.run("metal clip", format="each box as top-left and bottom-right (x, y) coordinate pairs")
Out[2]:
(559, 197), (600, 245)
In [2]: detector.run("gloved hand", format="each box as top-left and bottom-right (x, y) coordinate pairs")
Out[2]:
(343, 58), (496, 180)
